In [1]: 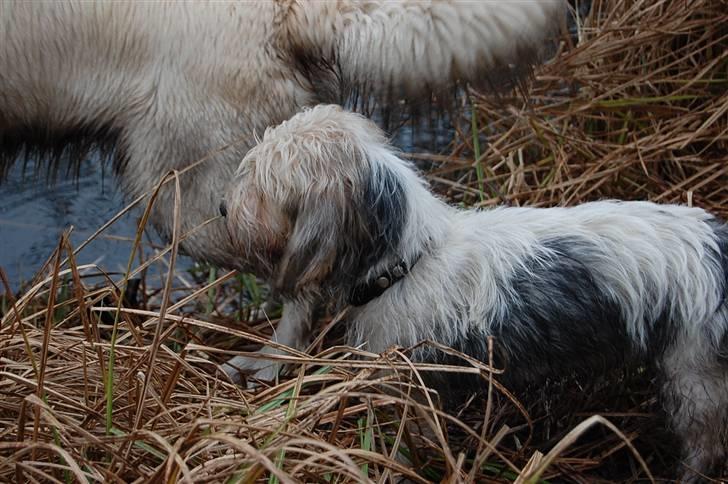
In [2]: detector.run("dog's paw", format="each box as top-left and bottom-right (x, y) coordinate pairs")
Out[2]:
(222, 355), (280, 388)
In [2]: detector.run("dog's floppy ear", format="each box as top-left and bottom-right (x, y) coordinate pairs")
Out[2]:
(274, 159), (408, 295)
(274, 194), (340, 294)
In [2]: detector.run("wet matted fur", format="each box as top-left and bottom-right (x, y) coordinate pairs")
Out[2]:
(222, 105), (728, 480)
(0, 0), (563, 268)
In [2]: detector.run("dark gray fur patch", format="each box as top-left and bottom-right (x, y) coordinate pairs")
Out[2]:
(359, 164), (408, 267)
(326, 161), (409, 287)
(326, 161), (408, 294)
(496, 237), (636, 382)
(440, 237), (639, 388)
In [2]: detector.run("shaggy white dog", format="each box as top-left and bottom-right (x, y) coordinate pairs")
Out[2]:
(0, 0), (563, 268)
(222, 105), (728, 480)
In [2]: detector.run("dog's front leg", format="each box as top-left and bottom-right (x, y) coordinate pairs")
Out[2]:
(223, 297), (315, 385)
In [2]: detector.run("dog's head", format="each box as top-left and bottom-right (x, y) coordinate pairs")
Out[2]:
(222, 104), (409, 298)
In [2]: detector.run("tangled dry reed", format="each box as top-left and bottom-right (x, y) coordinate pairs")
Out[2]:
(1, 0), (727, 482)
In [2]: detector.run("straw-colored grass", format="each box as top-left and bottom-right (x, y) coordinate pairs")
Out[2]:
(1, 0), (727, 482)
(444, 0), (728, 215)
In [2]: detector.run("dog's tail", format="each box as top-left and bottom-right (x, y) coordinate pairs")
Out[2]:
(287, 1), (565, 105)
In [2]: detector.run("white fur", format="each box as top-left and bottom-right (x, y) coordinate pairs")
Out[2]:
(223, 105), (728, 479)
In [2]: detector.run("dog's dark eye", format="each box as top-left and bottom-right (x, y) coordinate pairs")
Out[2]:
(219, 201), (228, 217)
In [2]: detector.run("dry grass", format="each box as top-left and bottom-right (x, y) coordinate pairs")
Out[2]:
(1, 0), (727, 482)
(442, 0), (728, 214)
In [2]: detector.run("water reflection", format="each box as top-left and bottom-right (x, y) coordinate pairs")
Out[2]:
(0, 156), (193, 291)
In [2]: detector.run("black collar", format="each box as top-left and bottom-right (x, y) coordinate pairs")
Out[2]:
(348, 258), (418, 307)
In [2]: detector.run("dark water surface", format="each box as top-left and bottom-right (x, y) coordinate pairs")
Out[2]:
(0, 156), (192, 291)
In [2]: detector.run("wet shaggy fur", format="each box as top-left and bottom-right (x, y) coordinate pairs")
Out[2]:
(222, 105), (728, 480)
(0, 0), (563, 269)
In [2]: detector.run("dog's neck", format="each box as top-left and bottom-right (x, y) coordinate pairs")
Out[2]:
(348, 257), (421, 306)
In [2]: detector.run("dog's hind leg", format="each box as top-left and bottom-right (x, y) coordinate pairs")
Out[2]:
(223, 297), (316, 385)
(660, 344), (728, 481)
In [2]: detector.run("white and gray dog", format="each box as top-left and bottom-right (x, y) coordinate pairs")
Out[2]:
(221, 105), (728, 478)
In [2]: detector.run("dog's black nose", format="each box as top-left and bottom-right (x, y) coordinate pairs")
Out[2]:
(219, 200), (228, 217)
